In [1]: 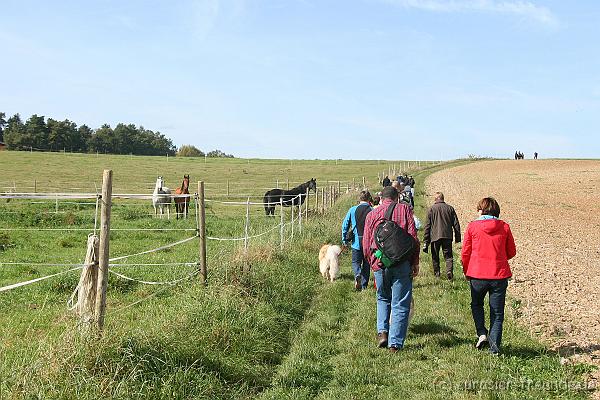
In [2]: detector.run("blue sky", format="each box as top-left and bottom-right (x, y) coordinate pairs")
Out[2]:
(1, 0), (599, 159)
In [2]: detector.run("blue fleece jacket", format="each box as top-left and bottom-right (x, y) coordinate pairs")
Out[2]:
(341, 202), (372, 250)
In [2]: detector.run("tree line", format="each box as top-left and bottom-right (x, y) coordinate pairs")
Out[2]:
(0, 112), (234, 158)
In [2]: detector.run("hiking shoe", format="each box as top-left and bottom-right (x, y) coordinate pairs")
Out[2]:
(377, 332), (388, 348)
(475, 335), (488, 350)
(354, 275), (361, 291)
(434, 272), (441, 279)
(447, 272), (454, 280)
(389, 346), (400, 353)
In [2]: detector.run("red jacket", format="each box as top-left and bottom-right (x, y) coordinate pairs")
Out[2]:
(461, 218), (516, 279)
(362, 199), (420, 271)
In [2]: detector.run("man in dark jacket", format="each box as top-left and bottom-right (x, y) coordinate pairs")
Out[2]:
(423, 192), (461, 279)
(382, 176), (391, 187)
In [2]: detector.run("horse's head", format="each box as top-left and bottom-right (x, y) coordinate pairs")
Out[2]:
(155, 176), (164, 190)
(183, 174), (190, 189)
(308, 178), (317, 192)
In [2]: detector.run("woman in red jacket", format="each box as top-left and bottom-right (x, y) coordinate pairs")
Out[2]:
(461, 197), (516, 355)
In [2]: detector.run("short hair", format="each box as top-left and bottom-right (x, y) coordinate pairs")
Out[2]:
(359, 190), (372, 202)
(373, 196), (380, 206)
(381, 186), (399, 200)
(435, 192), (444, 201)
(477, 197), (500, 217)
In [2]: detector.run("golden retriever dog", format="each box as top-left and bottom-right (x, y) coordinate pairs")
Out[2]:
(319, 244), (343, 282)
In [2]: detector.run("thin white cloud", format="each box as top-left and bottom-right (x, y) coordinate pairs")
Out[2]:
(383, 0), (558, 27)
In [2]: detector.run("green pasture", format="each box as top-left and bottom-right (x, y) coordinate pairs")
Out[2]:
(0, 151), (435, 197)
(0, 152), (594, 399)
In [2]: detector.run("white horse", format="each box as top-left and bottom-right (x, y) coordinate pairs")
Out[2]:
(152, 176), (172, 219)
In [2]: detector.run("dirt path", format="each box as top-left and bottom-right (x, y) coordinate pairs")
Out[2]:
(426, 159), (600, 392)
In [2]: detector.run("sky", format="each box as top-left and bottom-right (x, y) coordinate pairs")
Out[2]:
(1, 0), (599, 160)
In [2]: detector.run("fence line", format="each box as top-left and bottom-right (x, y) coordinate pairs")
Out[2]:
(0, 266), (84, 293)
(107, 270), (199, 315)
(0, 171), (353, 325)
(108, 269), (197, 286)
(108, 235), (199, 263)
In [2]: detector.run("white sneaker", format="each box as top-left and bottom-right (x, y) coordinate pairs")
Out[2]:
(475, 335), (488, 349)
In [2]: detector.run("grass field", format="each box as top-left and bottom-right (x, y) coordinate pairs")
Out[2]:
(0, 152), (594, 399)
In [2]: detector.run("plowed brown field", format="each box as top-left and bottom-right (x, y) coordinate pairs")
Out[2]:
(426, 159), (600, 390)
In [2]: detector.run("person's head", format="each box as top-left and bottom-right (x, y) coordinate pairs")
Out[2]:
(435, 192), (444, 202)
(477, 197), (500, 217)
(373, 196), (380, 206)
(381, 186), (399, 201)
(359, 190), (372, 203)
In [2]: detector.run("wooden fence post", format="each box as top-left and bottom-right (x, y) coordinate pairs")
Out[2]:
(315, 187), (319, 213)
(34, 179), (37, 193)
(352, 177), (355, 190)
(244, 197), (250, 252)
(362, 176), (366, 188)
(305, 188), (309, 221)
(286, 178), (289, 190)
(298, 195), (302, 234)
(280, 198), (284, 250)
(198, 181), (207, 285)
(321, 187), (325, 213)
(94, 169), (112, 331)
(337, 181), (341, 196)
(291, 199), (295, 239)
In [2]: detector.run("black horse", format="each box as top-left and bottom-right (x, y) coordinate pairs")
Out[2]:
(263, 178), (317, 216)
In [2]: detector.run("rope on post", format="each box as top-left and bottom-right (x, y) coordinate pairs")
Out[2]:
(68, 234), (99, 331)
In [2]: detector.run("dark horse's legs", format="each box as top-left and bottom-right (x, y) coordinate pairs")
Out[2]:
(264, 194), (276, 216)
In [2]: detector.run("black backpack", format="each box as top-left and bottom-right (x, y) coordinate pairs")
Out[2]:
(374, 203), (416, 266)
(345, 203), (371, 245)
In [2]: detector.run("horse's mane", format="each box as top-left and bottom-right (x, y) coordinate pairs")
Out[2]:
(281, 180), (311, 196)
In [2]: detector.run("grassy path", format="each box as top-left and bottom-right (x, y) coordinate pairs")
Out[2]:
(257, 162), (594, 400)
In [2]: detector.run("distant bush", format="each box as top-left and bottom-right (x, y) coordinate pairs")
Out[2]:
(207, 149), (234, 158)
(177, 145), (204, 157)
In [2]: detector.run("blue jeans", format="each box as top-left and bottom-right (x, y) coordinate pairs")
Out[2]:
(374, 261), (413, 348)
(351, 248), (370, 289)
(469, 278), (508, 354)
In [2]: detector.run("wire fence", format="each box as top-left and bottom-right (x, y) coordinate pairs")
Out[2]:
(0, 181), (344, 311)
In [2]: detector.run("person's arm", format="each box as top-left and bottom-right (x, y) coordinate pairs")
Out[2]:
(505, 224), (517, 260)
(404, 206), (420, 274)
(362, 214), (374, 258)
(452, 208), (461, 243)
(461, 224), (472, 275)
(341, 208), (352, 244)
(423, 207), (432, 245)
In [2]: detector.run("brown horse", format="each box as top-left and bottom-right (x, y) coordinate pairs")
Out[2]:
(174, 174), (190, 219)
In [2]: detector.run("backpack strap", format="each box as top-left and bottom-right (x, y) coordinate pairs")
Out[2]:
(384, 202), (397, 221)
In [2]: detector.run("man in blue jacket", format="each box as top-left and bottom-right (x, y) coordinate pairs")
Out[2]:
(342, 191), (373, 290)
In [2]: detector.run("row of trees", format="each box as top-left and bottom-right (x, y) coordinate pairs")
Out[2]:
(0, 112), (234, 158)
(0, 112), (176, 155)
